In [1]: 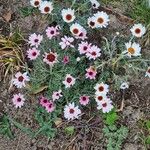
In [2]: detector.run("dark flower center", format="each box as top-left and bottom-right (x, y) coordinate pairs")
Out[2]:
(98, 96), (103, 101)
(66, 14), (72, 21)
(66, 77), (72, 83)
(34, 1), (39, 6)
(17, 98), (22, 102)
(99, 86), (104, 92)
(135, 28), (141, 34)
(91, 51), (96, 56)
(48, 103), (53, 108)
(73, 28), (79, 34)
(148, 69), (150, 73)
(50, 30), (55, 34)
(18, 76), (24, 82)
(32, 52), (37, 56)
(97, 17), (104, 24)
(102, 103), (107, 107)
(89, 72), (93, 75)
(43, 99), (47, 103)
(83, 46), (87, 51)
(82, 96), (87, 101)
(34, 39), (39, 43)
(90, 21), (95, 26)
(46, 53), (56, 62)
(69, 108), (74, 114)
(44, 6), (50, 13)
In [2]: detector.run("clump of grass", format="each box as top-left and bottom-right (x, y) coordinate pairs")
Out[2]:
(0, 28), (25, 80)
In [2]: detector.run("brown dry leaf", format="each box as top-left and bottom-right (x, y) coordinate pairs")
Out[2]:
(32, 85), (48, 94)
(3, 10), (12, 22)
(54, 118), (62, 127)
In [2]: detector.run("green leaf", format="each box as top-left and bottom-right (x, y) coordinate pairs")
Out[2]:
(65, 126), (75, 136)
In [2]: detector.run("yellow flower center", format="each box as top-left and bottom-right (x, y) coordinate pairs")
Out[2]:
(128, 47), (135, 54)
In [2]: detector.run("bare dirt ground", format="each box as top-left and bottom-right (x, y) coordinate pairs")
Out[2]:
(0, 0), (150, 150)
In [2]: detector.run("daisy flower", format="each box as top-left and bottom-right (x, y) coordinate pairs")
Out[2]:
(124, 42), (141, 57)
(45, 101), (55, 113)
(43, 51), (58, 66)
(70, 23), (83, 36)
(86, 45), (101, 60)
(79, 96), (90, 106)
(64, 102), (81, 120)
(61, 8), (75, 23)
(62, 74), (76, 88)
(94, 11), (110, 28)
(45, 26), (60, 39)
(63, 56), (70, 64)
(130, 24), (146, 38)
(97, 99), (114, 113)
(52, 90), (63, 101)
(145, 67), (150, 78)
(39, 1), (53, 14)
(90, 0), (100, 9)
(59, 36), (74, 49)
(12, 93), (25, 108)
(85, 66), (97, 80)
(39, 97), (49, 107)
(12, 72), (30, 88)
(78, 41), (91, 54)
(30, 0), (41, 7)
(27, 47), (40, 60)
(28, 33), (43, 48)
(95, 94), (108, 104)
(120, 82), (129, 90)
(87, 16), (97, 28)
(94, 82), (109, 95)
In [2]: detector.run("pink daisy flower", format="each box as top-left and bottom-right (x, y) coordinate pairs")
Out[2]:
(43, 51), (58, 66)
(52, 90), (63, 101)
(12, 72), (30, 88)
(64, 102), (81, 120)
(78, 41), (91, 55)
(45, 101), (55, 113)
(27, 47), (40, 60)
(63, 56), (70, 64)
(12, 93), (25, 108)
(79, 95), (90, 106)
(59, 36), (74, 49)
(86, 45), (101, 60)
(85, 66), (97, 80)
(46, 26), (60, 39)
(62, 74), (76, 88)
(39, 96), (49, 107)
(28, 33), (43, 48)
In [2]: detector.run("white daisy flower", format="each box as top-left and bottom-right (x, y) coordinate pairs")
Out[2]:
(12, 72), (30, 88)
(87, 16), (97, 28)
(39, 1), (53, 14)
(97, 99), (114, 113)
(94, 11), (110, 28)
(90, 0), (100, 9)
(75, 28), (88, 40)
(62, 74), (76, 88)
(130, 24), (146, 38)
(12, 93), (25, 108)
(61, 8), (75, 23)
(43, 51), (58, 66)
(52, 90), (63, 101)
(124, 42), (141, 57)
(120, 82), (129, 90)
(30, 0), (41, 7)
(86, 45), (101, 60)
(70, 23), (83, 36)
(145, 67), (150, 78)
(94, 82), (109, 95)
(64, 102), (81, 120)
(78, 41), (91, 55)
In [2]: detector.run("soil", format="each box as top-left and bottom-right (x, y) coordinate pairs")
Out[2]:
(0, 0), (150, 150)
